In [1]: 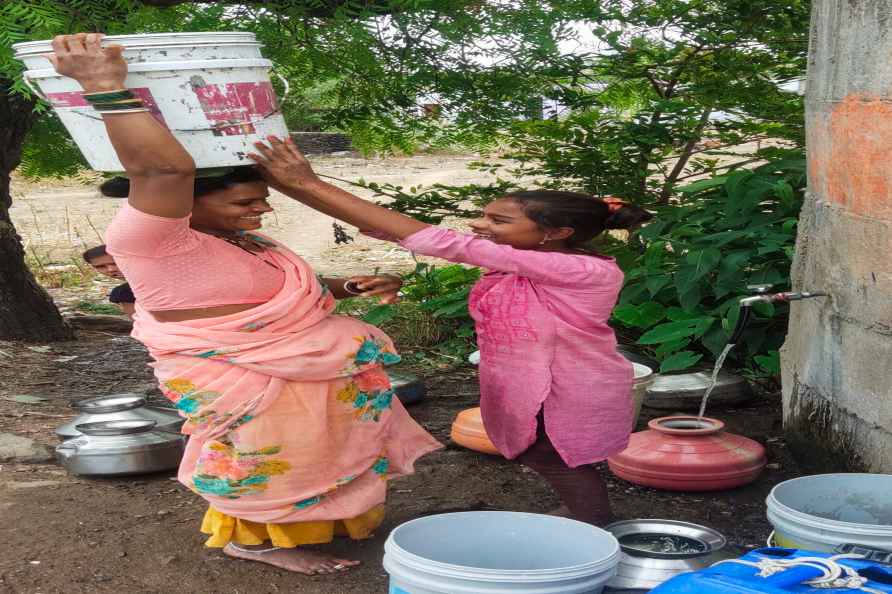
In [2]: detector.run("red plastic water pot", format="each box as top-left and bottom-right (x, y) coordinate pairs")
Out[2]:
(607, 416), (766, 491)
(450, 407), (503, 456)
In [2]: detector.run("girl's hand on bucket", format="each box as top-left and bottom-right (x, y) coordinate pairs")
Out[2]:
(249, 136), (322, 191)
(46, 33), (127, 93)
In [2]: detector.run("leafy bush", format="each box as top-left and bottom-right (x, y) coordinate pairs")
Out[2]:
(609, 154), (806, 373)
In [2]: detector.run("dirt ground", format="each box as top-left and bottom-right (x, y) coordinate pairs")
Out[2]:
(2, 153), (804, 594)
(0, 327), (802, 594)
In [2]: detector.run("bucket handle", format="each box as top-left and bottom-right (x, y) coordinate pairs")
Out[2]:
(21, 71), (48, 101)
(271, 70), (290, 104)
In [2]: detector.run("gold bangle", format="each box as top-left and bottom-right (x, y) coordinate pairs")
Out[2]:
(99, 108), (151, 114)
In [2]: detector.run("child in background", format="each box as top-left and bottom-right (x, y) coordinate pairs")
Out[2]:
(249, 136), (652, 525)
(83, 245), (135, 318)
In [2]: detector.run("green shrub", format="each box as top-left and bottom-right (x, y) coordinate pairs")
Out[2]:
(608, 154), (806, 374)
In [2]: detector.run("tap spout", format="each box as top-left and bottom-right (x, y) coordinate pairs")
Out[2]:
(730, 291), (829, 343)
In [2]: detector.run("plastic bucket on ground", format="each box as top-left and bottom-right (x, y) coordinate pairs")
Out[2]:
(766, 473), (892, 552)
(383, 511), (620, 594)
(13, 33), (288, 172)
(629, 363), (654, 428)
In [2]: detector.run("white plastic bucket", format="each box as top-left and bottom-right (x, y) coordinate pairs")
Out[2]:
(766, 473), (892, 552)
(383, 511), (620, 594)
(13, 33), (288, 172)
(630, 363), (655, 426)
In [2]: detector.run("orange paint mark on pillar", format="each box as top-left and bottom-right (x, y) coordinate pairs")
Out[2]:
(809, 95), (892, 220)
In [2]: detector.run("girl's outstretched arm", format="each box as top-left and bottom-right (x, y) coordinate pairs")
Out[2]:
(249, 136), (428, 240)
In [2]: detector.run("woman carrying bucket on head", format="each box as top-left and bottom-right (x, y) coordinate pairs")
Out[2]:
(46, 33), (441, 575)
(249, 135), (653, 526)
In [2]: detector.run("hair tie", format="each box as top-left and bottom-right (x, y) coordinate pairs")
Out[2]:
(602, 196), (628, 214)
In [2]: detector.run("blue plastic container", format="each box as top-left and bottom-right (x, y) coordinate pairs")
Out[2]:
(650, 547), (892, 593)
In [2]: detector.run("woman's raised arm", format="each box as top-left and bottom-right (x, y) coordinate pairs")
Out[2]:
(48, 33), (195, 218)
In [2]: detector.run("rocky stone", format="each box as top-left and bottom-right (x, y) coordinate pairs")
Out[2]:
(0, 433), (54, 464)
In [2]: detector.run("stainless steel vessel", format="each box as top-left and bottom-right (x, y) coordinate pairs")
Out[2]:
(644, 371), (753, 410)
(56, 394), (183, 441)
(55, 419), (185, 476)
(605, 519), (731, 591)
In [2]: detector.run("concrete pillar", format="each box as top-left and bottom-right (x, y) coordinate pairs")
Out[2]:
(781, 0), (892, 471)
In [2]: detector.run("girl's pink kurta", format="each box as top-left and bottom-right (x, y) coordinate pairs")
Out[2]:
(400, 227), (633, 468)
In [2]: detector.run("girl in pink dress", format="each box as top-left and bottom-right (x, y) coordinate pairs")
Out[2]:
(250, 136), (653, 525)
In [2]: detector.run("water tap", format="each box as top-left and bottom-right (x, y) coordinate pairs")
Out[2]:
(729, 285), (829, 344)
(738, 284), (829, 306)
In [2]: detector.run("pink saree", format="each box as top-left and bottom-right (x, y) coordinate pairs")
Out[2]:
(131, 238), (441, 524)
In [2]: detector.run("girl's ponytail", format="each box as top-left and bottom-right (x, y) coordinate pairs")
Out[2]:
(602, 197), (653, 231)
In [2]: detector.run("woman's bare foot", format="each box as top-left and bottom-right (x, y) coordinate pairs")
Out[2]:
(223, 542), (360, 575)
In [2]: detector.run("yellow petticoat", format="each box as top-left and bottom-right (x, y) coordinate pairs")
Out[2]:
(201, 505), (386, 548)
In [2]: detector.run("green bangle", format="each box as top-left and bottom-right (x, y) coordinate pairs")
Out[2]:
(98, 108), (150, 115)
(94, 101), (146, 112)
(83, 89), (135, 103)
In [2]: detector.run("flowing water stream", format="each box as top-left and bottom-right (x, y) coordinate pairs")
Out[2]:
(696, 343), (736, 419)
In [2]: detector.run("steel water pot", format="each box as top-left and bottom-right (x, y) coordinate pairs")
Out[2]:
(56, 394), (184, 441)
(605, 519), (732, 591)
(56, 419), (185, 476)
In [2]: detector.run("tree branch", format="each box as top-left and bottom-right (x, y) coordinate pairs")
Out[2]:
(659, 107), (712, 203)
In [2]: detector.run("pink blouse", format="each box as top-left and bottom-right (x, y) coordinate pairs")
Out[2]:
(400, 226), (634, 467)
(105, 204), (284, 311)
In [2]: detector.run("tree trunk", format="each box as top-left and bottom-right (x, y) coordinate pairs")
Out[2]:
(0, 81), (74, 342)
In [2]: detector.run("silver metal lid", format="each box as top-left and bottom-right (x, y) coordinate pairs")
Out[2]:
(73, 394), (146, 414)
(75, 419), (157, 436)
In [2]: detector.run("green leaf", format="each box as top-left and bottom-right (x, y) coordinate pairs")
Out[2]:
(725, 171), (755, 202)
(678, 284), (703, 312)
(675, 248), (722, 293)
(755, 350), (781, 374)
(660, 351), (704, 373)
(646, 274), (671, 296)
(678, 176), (728, 194)
(716, 251), (754, 293)
(655, 338), (691, 357)
(612, 302), (666, 328)
(702, 325), (732, 357)
(666, 307), (702, 322)
(638, 318), (712, 345)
